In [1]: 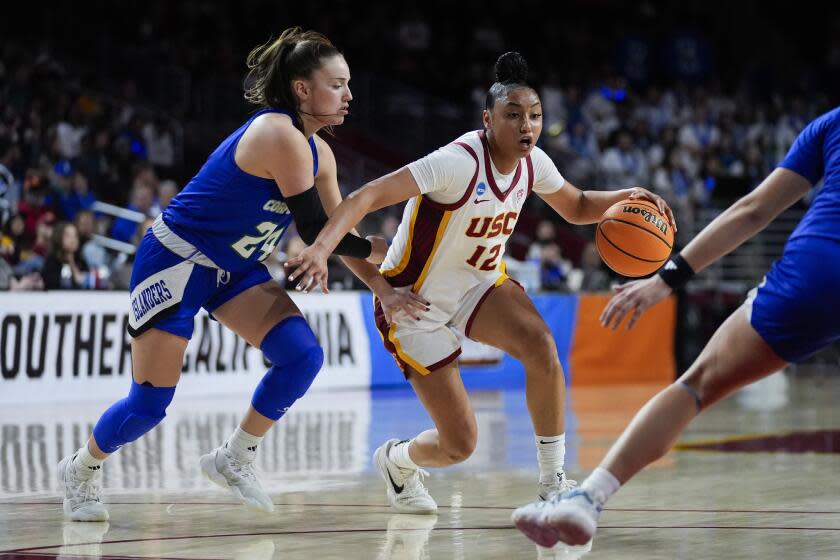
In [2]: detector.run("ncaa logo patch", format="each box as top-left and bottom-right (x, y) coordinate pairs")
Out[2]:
(476, 182), (487, 196)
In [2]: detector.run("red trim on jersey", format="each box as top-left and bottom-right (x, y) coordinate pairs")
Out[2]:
(526, 154), (534, 195)
(385, 197), (446, 287)
(427, 348), (462, 372)
(373, 298), (461, 378)
(373, 298), (409, 373)
(464, 276), (525, 338)
(421, 140), (479, 211)
(464, 282), (500, 338)
(478, 130), (523, 202)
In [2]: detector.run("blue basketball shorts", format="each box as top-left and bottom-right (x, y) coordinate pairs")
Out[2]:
(746, 238), (840, 363)
(127, 228), (272, 339)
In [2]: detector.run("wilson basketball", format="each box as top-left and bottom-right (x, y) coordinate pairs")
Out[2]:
(596, 199), (674, 277)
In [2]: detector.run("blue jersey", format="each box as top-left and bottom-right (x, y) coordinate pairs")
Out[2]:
(163, 109), (318, 272)
(778, 106), (840, 245)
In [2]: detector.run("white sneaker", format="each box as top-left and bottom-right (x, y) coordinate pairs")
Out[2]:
(377, 514), (438, 560)
(373, 439), (437, 514)
(200, 445), (274, 513)
(538, 472), (578, 501)
(57, 454), (109, 522)
(512, 489), (600, 548)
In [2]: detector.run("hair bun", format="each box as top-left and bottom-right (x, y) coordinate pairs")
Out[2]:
(494, 52), (528, 84)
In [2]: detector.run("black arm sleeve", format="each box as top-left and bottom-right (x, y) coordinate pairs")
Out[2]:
(285, 187), (372, 259)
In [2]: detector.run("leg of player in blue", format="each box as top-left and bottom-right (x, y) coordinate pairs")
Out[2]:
(200, 315), (323, 512)
(58, 380), (176, 521)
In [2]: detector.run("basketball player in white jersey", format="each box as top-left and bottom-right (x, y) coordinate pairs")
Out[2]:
(285, 52), (675, 514)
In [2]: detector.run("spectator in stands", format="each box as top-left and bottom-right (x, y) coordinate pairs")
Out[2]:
(142, 116), (176, 171)
(41, 221), (97, 290)
(152, 179), (178, 216)
(527, 219), (558, 261)
(539, 242), (570, 292)
(17, 169), (56, 240)
(1, 213), (25, 265)
(54, 162), (97, 221)
(577, 241), (612, 292)
(600, 129), (650, 188)
(110, 182), (154, 242)
(108, 217), (154, 291)
(0, 140), (20, 213)
(54, 106), (87, 160)
(74, 209), (109, 270)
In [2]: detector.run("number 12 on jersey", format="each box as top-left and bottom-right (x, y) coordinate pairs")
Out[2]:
(466, 243), (502, 271)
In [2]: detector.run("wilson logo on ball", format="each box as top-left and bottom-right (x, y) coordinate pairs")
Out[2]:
(621, 206), (669, 235)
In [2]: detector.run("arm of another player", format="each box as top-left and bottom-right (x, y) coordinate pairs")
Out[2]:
(601, 167), (813, 330)
(251, 116), (374, 262)
(311, 137), (428, 317)
(538, 180), (676, 231)
(286, 166), (422, 293)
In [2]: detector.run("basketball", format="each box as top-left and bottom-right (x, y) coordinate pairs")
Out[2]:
(596, 199), (674, 277)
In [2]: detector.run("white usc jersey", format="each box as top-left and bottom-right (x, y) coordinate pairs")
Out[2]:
(381, 130), (564, 307)
(373, 130), (565, 375)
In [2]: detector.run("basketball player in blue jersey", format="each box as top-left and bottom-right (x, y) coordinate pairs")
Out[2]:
(57, 27), (427, 522)
(513, 106), (840, 549)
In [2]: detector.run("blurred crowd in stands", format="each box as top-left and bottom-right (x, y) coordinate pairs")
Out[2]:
(1, 1), (837, 292)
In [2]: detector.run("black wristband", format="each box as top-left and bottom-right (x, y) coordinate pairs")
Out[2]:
(658, 253), (695, 290)
(285, 186), (372, 259)
(333, 233), (372, 259)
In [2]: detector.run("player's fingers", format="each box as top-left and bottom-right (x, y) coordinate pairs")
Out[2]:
(406, 299), (428, 313)
(656, 198), (667, 217)
(295, 273), (311, 292)
(600, 298), (620, 326)
(666, 207), (678, 232)
(286, 260), (309, 282)
(409, 292), (431, 306)
(627, 307), (643, 330)
(609, 307), (628, 330)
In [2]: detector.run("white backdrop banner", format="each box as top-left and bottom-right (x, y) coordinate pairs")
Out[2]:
(0, 291), (371, 403)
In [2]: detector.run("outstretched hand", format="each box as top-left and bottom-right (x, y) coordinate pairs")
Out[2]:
(600, 274), (673, 330)
(285, 244), (330, 294)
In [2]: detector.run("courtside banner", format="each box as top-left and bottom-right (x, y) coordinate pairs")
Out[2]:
(0, 292), (370, 403)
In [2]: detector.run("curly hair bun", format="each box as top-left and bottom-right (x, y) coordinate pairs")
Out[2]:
(494, 52), (528, 84)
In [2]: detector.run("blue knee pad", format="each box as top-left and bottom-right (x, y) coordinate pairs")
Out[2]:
(251, 316), (324, 421)
(93, 381), (176, 453)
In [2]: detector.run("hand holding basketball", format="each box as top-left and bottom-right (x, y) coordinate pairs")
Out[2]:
(596, 190), (676, 277)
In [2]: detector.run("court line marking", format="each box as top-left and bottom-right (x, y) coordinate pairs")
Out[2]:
(3, 523), (840, 555)
(4, 501), (840, 515)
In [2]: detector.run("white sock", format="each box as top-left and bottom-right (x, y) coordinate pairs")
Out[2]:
(72, 445), (104, 478)
(535, 434), (566, 484)
(388, 439), (419, 471)
(581, 467), (621, 506)
(226, 426), (263, 461)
